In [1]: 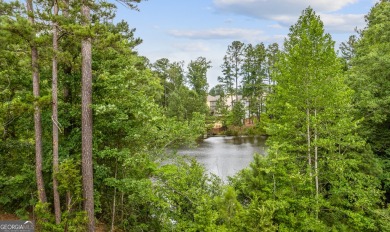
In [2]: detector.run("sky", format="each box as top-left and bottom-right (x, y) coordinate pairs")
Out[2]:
(115, 0), (377, 88)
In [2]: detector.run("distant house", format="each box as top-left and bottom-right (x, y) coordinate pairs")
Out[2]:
(207, 94), (267, 126)
(207, 95), (220, 115)
(207, 95), (246, 111)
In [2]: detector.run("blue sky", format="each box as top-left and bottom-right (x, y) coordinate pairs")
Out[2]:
(115, 0), (376, 88)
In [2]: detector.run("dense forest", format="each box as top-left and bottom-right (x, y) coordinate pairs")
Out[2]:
(0, 0), (389, 231)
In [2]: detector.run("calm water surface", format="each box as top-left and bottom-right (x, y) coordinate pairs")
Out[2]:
(178, 136), (267, 180)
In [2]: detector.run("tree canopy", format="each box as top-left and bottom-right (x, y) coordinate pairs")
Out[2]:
(0, 1), (389, 231)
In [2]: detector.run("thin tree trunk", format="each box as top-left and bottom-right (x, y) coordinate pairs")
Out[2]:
(306, 107), (312, 178)
(110, 160), (118, 232)
(61, 3), (71, 231)
(268, 70), (272, 93)
(121, 168), (125, 222)
(272, 173), (276, 198)
(230, 90), (233, 110)
(235, 61), (238, 103)
(62, 0), (73, 140)
(61, 2), (73, 230)
(27, 0), (47, 204)
(81, 1), (94, 231)
(259, 95), (263, 117)
(120, 191), (124, 222)
(52, 0), (61, 224)
(63, 0), (69, 19)
(64, 191), (72, 232)
(235, 77), (238, 103)
(314, 108), (319, 218)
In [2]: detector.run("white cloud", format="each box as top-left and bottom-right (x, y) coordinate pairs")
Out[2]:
(168, 28), (268, 43)
(214, 0), (358, 17)
(173, 42), (211, 53)
(270, 13), (365, 33)
(213, 0), (363, 33)
(268, 23), (284, 29)
(320, 13), (365, 33)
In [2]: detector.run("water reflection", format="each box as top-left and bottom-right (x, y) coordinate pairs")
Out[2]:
(178, 136), (267, 181)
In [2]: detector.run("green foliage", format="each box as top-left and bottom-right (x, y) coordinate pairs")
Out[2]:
(215, 41), (278, 130)
(246, 120), (267, 136)
(242, 43), (267, 119)
(0, 167), (35, 219)
(155, 157), (224, 231)
(2, 0), (389, 231)
(34, 202), (62, 232)
(227, 102), (245, 126)
(0, 1), (38, 217)
(214, 186), (242, 229)
(209, 84), (225, 97)
(152, 58), (210, 121)
(31, 159), (87, 231)
(265, 43), (279, 90)
(56, 159), (82, 197)
(339, 35), (357, 70)
(34, 202), (87, 232)
(348, 1), (390, 155)
(1, 0), (210, 230)
(218, 56), (234, 98)
(229, 155), (280, 231)
(230, 7), (386, 231)
(348, 0), (390, 207)
(187, 57), (211, 96)
(90, 21), (208, 230)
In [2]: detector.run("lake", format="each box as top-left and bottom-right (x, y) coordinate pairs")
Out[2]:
(178, 136), (267, 181)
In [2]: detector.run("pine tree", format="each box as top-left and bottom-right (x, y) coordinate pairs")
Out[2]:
(233, 7), (384, 231)
(80, 0), (94, 230)
(51, 0), (61, 224)
(225, 41), (245, 102)
(218, 55), (234, 104)
(265, 43), (279, 93)
(348, 0), (390, 206)
(187, 56), (211, 116)
(242, 43), (267, 120)
(26, 0), (47, 204)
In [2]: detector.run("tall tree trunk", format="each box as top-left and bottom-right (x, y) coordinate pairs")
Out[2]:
(268, 70), (272, 93)
(27, 0), (47, 204)
(314, 108), (319, 218)
(230, 90), (233, 110)
(235, 62), (238, 103)
(62, 0), (73, 139)
(64, 191), (72, 232)
(52, 0), (61, 224)
(110, 160), (118, 232)
(306, 106), (312, 178)
(81, 1), (94, 231)
(259, 95), (263, 117)
(120, 169), (125, 222)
